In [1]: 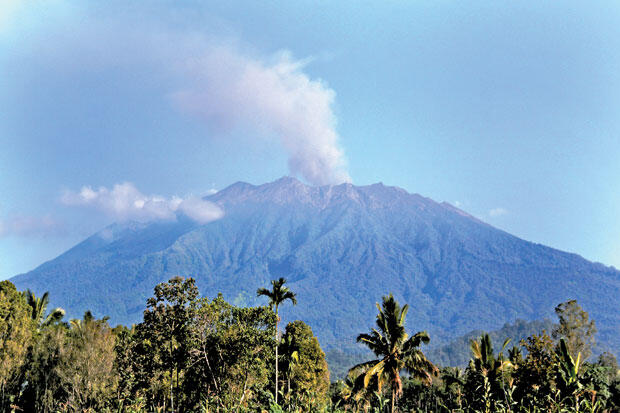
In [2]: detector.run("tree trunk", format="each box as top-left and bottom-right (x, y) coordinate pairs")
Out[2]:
(170, 340), (174, 413)
(274, 305), (281, 405)
(391, 387), (396, 413)
(275, 326), (279, 405)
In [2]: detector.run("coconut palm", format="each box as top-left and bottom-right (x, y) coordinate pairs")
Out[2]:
(351, 293), (438, 413)
(257, 277), (297, 404)
(25, 289), (65, 330)
(339, 363), (377, 412)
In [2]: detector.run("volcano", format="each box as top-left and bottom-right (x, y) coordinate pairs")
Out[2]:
(11, 177), (620, 353)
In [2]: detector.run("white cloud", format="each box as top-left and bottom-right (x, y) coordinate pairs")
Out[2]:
(61, 182), (223, 224)
(177, 197), (224, 224)
(489, 207), (508, 217)
(171, 46), (350, 186)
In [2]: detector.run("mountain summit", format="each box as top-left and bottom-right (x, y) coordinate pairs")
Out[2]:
(11, 177), (620, 352)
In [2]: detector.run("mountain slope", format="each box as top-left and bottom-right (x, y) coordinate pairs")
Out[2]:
(11, 177), (620, 354)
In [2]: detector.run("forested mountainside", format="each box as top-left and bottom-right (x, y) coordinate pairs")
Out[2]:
(12, 177), (620, 354)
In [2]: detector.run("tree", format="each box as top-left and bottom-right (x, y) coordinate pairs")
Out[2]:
(552, 300), (597, 364)
(555, 338), (583, 407)
(58, 311), (118, 411)
(188, 294), (276, 410)
(513, 331), (557, 411)
(257, 277), (297, 404)
(351, 293), (437, 413)
(21, 324), (67, 413)
(280, 320), (330, 407)
(464, 334), (513, 412)
(24, 290), (65, 331)
(0, 280), (34, 411)
(141, 276), (199, 412)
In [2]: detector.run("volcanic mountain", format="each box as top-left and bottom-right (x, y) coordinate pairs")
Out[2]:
(11, 177), (620, 354)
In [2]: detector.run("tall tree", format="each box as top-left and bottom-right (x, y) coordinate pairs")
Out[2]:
(0, 281), (34, 411)
(257, 277), (297, 405)
(188, 294), (276, 411)
(552, 300), (597, 364)
(59, 311), (118, 411)
(24, 290), (65, 331)
(280, 320), (330, 406)
(351, 293), (437, 413)
(21, 324), (67, 413)
(141, 276), (199, 412)
(513, 331), (557, 411)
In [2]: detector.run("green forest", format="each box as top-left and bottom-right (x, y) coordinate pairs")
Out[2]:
(1, 276), (618, 413)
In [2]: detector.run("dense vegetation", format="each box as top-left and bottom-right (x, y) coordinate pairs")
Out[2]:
(1, 276), (619, 412)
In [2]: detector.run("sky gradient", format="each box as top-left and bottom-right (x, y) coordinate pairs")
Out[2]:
(1, 1), (619, 279)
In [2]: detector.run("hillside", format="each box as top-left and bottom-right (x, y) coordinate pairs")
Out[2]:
(11, 177), (620, 354)
(427, 318), (557, 367)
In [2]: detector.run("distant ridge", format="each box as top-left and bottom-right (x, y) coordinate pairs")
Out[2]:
(11, 177), (620, 356)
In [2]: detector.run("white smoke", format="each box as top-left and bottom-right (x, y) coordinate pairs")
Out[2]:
(171, 47), (351, 186)
(61, 182), (223, 224)
(9, 5), (352, 186)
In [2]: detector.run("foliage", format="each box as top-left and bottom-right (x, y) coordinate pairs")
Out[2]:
(463, 334), (513, 412)
(553, 300), (597, 364)
(428, 318), (556, 367)
(21, 324), (67, 412)
(128, 276), (199, 410)
(59, 311), (118, 411)
(352, 293), (438, 412)
(6, 275), (620, 412)
(0, 280), (34, 411)
(280, 320), (330, 408)
(188, 293), (276, 411)
(512, 331), (558, 410)
(25, 289), (65, 331)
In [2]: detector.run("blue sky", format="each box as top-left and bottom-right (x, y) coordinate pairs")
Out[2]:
(1, 1), (619, 279)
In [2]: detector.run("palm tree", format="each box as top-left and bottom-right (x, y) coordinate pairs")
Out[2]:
(281, 333), (300, 397)
(441, 367), (465, 410)
(257, 277), (297, 405)
(25, 289), (65, 330)
(69, 310), (96, 333)
(339, 363), (377, 412)
(467, 334), (513, 412)
(351, 293), (437, 413)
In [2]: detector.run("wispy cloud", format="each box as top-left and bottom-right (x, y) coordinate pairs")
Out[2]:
(0, 0), (21, 34)
(0, 215), (63, 238)
(489, 207), (508, 217)
(61, 182), (223, 224)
